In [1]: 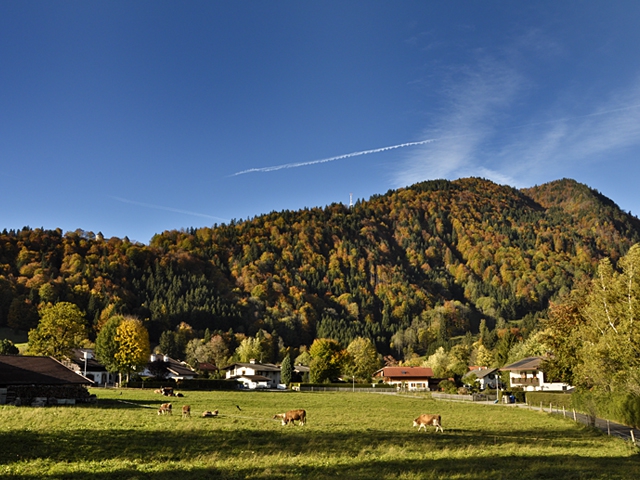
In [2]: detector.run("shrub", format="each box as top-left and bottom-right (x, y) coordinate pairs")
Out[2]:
(438, 379), (457, 394)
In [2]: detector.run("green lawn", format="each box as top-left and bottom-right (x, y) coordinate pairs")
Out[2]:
(0, 388), (638, 479)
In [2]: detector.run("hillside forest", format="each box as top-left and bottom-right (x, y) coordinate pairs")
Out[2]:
(2, 177), (640, 388)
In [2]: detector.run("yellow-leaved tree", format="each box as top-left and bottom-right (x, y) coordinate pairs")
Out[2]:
(114, 317), (150, 384)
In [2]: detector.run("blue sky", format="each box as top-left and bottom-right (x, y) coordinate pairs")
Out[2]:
(2, 1), (640, 243)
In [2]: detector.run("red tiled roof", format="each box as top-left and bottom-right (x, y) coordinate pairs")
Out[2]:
(375, 366), (434, 378)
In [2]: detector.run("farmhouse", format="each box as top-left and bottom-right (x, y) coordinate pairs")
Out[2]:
(500, 356), (572, 392)
(223, 359), (281, 389)
(0, 355), (94, 406)
(373, 366), (434, 391)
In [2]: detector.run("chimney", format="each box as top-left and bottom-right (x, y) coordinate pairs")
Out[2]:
(150, 354), (157, 362)
(249, 359), (256, 364)
(163, 355), (170, 363)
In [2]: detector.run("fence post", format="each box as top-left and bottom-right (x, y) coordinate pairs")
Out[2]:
(563, 405), (566, 417)
(550, 403), (553, 413)
(540, 401), (543, 411)
(607, 420), (610, 436)
(631, 430), (636, 445)
(573, 409), (577, 422)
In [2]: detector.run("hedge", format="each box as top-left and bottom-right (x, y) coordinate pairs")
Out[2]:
(526, 391), (573, 410)
(572, 390), (640, 429)
(126, 378), (240, 391)
(292, 383), (395, 389)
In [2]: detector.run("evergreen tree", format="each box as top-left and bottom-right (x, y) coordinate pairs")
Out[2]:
(280, 353), (293, 386)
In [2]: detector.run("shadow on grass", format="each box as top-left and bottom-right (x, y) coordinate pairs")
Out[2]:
(1, 426), (637, 467)
(84, 398), (174, 409)
(1, 454), (639, 479)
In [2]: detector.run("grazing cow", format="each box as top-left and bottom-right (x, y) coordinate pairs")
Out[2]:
(153, 389), (163, 394)
(182, 405), (191, 418)
(413, 414), (443, 433)
(158, 403), (172, 415)
(202, 410), (218, 418)
(274, 409), (306, 426)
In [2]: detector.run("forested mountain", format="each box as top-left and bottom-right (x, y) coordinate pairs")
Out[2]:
(2, 177), (639, 358)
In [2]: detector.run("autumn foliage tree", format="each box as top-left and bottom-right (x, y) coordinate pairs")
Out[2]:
(114, 316), (150, 382)
(27, 302), (87, 359)
(309, 338), (347, 383)
(344, 337), (381, 382)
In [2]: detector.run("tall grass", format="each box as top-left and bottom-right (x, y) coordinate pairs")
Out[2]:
(1, 388), (638, 479)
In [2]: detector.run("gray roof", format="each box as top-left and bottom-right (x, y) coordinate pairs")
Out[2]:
(464, 368), (498, 380)
(0, 356), (93, 386)
(500, 357), (544, 371)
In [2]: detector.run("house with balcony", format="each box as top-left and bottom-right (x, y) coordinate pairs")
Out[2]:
(500, 356), (572, 392)
(222, 359), (281, 389)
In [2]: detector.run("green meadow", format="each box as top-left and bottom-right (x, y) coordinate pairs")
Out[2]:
(0, 388), (638, 479)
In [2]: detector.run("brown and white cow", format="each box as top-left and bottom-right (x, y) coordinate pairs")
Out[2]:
(413, 414), (443, 433)
(202, 410), (218, 418)
(274, 409), (306, 426)
(182, 405), (191, 418)
(158, 402), (172, 415)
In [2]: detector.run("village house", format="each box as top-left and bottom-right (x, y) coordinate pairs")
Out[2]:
(373, 366), (434, 391)
(463, 367), (502, 391)
(222, 359), (281, 389)
(500, 356), (572, 392)
(141, 354), (198, 381)
(0, 355), (94, 406)
(65, 349), (114, 386)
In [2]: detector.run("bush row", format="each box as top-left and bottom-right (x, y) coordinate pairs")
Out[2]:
(572, 390), (640, 428)
(292, 383), (395, 389)
(126, 378), (240, 391)
(526, 391), (572, 409)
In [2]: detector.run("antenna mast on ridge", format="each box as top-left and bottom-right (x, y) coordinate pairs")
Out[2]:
(349, 193), (353, 208)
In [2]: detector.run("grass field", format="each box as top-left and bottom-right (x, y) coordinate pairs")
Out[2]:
(1, 388), (638, 479)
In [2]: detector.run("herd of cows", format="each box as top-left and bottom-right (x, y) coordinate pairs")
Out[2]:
(152, 390), (444, 432)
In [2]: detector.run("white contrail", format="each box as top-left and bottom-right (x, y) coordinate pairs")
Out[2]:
(230, 138), (438, 176)
(110, 196), (227, 221)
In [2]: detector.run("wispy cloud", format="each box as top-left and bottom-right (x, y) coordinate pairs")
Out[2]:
(394, 57), (525, 187)
(393, 51), (640, 189)
(230, 139), (438, 176)
(110, 197), (227, 221)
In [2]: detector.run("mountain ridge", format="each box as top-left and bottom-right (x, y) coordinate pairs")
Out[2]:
(1, 177), (639, 358)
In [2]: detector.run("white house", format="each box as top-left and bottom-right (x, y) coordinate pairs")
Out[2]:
(223, 360), (281, 389)
(141, 354), (198, 381)
(500, 356), (572, 392)
(66, 349), (114, 386)
(463, 367), (502, 391)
